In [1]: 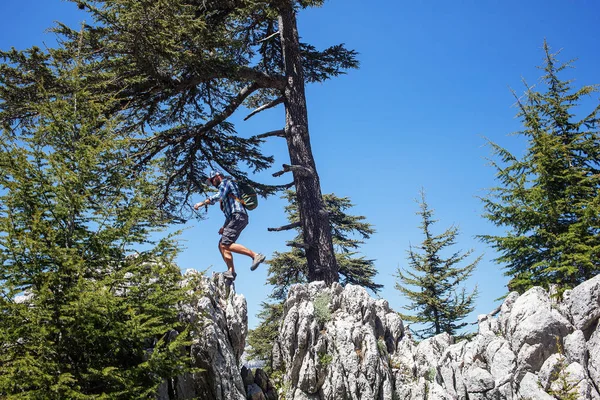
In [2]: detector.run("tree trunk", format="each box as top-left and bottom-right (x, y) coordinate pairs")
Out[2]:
(277, 1), (339, 285)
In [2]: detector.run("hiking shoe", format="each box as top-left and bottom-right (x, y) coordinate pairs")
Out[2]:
(250, 253), (266, 271)
(223, 270), (237, 280)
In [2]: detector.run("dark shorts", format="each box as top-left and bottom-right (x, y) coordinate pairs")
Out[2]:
(220, 212), (248, 246)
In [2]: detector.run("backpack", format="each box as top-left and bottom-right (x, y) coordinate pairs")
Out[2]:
(230, 181), (258, 211)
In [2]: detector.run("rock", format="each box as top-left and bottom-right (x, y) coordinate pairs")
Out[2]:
(516, 372), (555, 400)
(466, 367), (495, 394)
(159, 271), (247, 400)
(586, 322), (600, 389)
(247, 383), (267, 400)
(438, 340), (468, 398)
(564, 274), (600, 334)
(538, 353), (564, 390)
(547, 361), (589, 399)
(503, 287), (572, 375)
(414, 333), (453, 379)
(564, 329), (588, 366)
(255, 368), (271, 392)
(275, 283), (399, 400)
(241, 365), (255, 387)
(161, 272), (600, 400)
(265, 388), (279, 400)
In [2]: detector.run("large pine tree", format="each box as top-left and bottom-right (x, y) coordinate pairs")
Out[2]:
(18, 0), (360, 285)
(480, 41), (600, 294)
(0, 44), (193, 398)
(247, 191), (380, 369)
(396, 190), (479, 339)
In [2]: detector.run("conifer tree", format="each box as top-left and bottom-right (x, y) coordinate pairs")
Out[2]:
(0, 45), (193, 398)
(247, 191), (380, 368)
(396, 190), (480, 339)
(6, 0), (360, 285)
(480, 41), (600, 294)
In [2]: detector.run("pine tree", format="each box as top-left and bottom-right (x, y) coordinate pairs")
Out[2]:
(0, 44), (193, 398)
(396, 190), (480, 339)
(480, 41), (600, 294)
(247, 191), (380, 369)
(11, 0), (360, 285)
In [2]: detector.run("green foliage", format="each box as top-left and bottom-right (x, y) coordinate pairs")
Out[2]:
(245, 302), (283, 373)
(317, 352), (333, 367)
(426, 367), (437, 383)
(247, 190), (380, 366)
(7, 0), (358, 220)
(313, 292), (332, 325)
(480, 41), (600, 294)
(396, 189), (480, 339)
(548, 357), (579, 400)
(0, 52), (193, 397)
(268, 191), (381, 300)
(546, 339), (579, 400)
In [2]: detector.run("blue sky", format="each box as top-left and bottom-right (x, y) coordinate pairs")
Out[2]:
(1, 0), (599, 330)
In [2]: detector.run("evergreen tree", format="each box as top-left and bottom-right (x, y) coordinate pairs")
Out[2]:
(9, 0), (360, 285)
(0, 44), (193, 398)
(247, 191), (380, 369)
(480, 41), (600, 294)
(396, 190), (480, 339)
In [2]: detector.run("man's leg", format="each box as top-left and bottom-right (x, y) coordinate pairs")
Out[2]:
(222, 242), (257, 259)
(219, 243), (257, 272)
(219, 213), (265, 278)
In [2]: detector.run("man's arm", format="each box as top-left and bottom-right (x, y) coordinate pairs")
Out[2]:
(193, 181), (229, 209)
(193, 199), (209, 210)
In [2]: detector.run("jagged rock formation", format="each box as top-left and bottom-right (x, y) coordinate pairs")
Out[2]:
(159, 271), (248, 400)
(157, 271), (600, 399)
(242, 366), (279, 400)
(273, 276), (600, 399)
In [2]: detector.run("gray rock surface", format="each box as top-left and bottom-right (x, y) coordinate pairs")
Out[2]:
(159, 271), (248, 400)
(160, 272), (600, 400)
(272, 275), (600, 399)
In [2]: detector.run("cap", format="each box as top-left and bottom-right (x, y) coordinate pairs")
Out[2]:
(205, 170), (222, 184)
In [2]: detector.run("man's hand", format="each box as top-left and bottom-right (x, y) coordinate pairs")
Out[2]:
(193, 200), (206, 210)
(218, 227), (224, 235)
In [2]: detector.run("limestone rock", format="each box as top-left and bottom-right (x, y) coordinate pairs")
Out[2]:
(564, 274), (600, 333)
(163, 271), (600, 400)
(272, 277), (600, 400)
(159, 271), (248, 400)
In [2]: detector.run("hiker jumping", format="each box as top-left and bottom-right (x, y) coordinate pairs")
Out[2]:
(194, 170), (265, 281)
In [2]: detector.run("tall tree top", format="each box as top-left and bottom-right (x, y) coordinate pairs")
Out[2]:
(1, 0), (358, 218)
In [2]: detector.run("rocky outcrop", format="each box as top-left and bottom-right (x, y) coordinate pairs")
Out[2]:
(155, 270), (600, 399)
(242, 366), (279, 400)
(159, 271), (248, 400)
(274, 276), (600, 400)
(273, 282), (403, 399)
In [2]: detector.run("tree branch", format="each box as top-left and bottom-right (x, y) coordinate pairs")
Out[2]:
(236, 66), (286, 90)
(244, 97), (284, 121)
(268, 221), (301, 232)
(252, 129), (285, 140)
(257, 30), (281, 44)
(272, 163), (314, 178)
(141, 82), (261, 152)
(194, 82), (259, 137)
(471, 304), (502, 325)
(286, 241), (311, 250)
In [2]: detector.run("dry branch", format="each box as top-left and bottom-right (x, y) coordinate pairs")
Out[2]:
(244, 97), (284, 121)
(253, 129), (285, 140)
(272, 163), (314, 178)
(268, 221), (301, 232)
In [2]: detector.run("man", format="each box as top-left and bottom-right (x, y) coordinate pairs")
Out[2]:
(194, 170), (265, 280)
